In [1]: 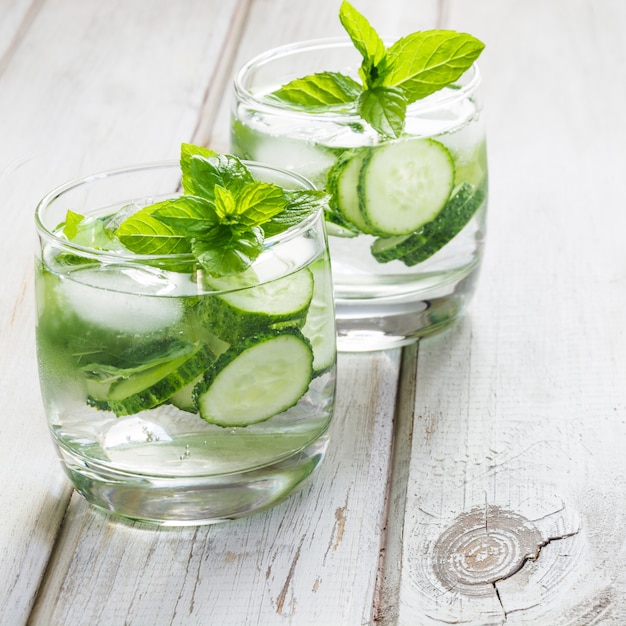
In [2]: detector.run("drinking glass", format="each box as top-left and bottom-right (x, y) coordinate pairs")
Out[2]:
(231, 38), (488, 351)
(35, 161), (336, 525)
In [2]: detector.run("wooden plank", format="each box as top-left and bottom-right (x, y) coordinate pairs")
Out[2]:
(383, 0), (626, 623)
(0, 0), (38, 68)
(0, 1), (240, 624)
(28, 351), (401, 625)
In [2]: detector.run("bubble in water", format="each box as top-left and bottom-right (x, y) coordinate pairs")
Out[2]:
(179, 444), (191, 461)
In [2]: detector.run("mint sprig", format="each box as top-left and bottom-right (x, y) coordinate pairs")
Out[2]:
(269, 72), (362, 112)
(115, 144), (327, 276)
(62, 144), (328, 277)
(268, 1), (485, 138)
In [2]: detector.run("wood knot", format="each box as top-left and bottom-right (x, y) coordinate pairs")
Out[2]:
(431, 505), (542, 595)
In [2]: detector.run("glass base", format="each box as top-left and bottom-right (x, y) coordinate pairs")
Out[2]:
(56, 434), (329, 526)
(335, 267), (480, 352)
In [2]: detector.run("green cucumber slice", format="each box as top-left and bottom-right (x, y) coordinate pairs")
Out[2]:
(203, 268), (314, 342)
(404, 181), (485, 266)
(84, 341), (215, 416)
(369, 232), (427, 263)
(194, 329), (313, 427)
(300, 259), (336, 376)
(324, 215), (359, 238)
(327, 150), (378, 235)
(371, 182), (485, 265)
(359, 139), (455, 236)
(168, 374), (203, 413)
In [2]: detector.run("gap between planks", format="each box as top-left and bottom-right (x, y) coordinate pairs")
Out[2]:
(371, 343), (419, 625)
(189, 0), (253, 150)
(0, 0), (45, 79)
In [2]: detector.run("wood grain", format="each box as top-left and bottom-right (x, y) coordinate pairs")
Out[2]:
(386, 0), (626, 623)
(2, 0), (626, 624)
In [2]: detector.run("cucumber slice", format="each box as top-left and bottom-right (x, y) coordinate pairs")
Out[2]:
(203, 268), (314, 342)
(370, 232), (427, 263)
(300, 259), (336, 376)
(168, 374), (203, 413)
(327, 150), (378, 235)
(324, 219), (359, 238)
(371, 182), (485, 265)
(403, 181), (486, 266)
(359, 139), (455, 236)
(194, 329), (313, 427)
(84, 341), (215, 416)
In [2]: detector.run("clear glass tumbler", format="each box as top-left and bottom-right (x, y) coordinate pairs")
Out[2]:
(231, 38), (488, 351)
(35, 161), (336, 525)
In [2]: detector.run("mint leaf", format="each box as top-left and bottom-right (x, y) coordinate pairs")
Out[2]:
(234, 182), (286, 225)
(383, 31), (485, 101)
(213, 185), (237, 220)
(266, 2), (484, 139)
(192, 225), (264, 276)
(116, 206), (191, 256)
(151, 196), (219, 236)
(209, 182), (285, 227)
(115, 145), (327, 276)
(61, 209), (124, 251)
(180, 142), (215, 174)
(268, 72), (362, 111)
(82, 340), (195, 381)
(181, 146), (253, 200)
(357, 86), (407, 138)
(263, 190), (328, 237)
(63, 209), (85, 240)
(339, 1), (386, 86)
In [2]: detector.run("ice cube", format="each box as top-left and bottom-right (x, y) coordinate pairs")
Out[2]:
(247, 131), (337, 188)
(60, 266), (183, 333)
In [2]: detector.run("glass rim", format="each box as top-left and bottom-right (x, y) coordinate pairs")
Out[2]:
(233, 36), (482, 120)
(35, 159), (321, 265)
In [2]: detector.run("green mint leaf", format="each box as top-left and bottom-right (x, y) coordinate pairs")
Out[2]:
(180, 142), (215, 174)
(263, 190), (328, 237)
(214, 185), (238, 220)
(212, 182), (285, 226)
(181, 147), (253, 200)
(82, 340), (194, 381)
(151, 196), (219, 236)
(115, 145), (324, 277)
(62, 210), (85, 240)
(116, 206), (191, 256)
(265, 5), (485, 140)
(235, 182), (286, 225)
(192, 225), (264, 276)
(357, 86), (407, 138)
(268, 72), (362, 111)
(339, 1), (386, 87)
(383, 30), (485, 101)
(61, 209), (124, 251)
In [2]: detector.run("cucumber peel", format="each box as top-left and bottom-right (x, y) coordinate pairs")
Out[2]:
(371, 181), (486, 265)
(194, 328), (313, 427)
(300, 259), (337, 376)
(327, 149), (379, 235)
(202, 268), (314, 342)
(84, 341), (215, 416)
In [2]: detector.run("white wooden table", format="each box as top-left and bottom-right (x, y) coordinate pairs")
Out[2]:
(2, 1), (625, 624)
